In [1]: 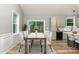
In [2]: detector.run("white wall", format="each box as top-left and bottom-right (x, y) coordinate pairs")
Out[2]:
(51, 16), (57, 40)
(23, 15), (67, 40)
(0, 4), (24, 53)
(51, 16), (67, 40)
(0, 4), (23, 34)
(56, 16), (66, 26)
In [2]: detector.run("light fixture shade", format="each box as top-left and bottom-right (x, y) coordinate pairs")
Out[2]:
(73, 10), (76, 16)
(73, 10), (75, 13)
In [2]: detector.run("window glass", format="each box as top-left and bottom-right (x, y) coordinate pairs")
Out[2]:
(29, 21), (35, 32)
(37, 21), (44, 32)
(13, 14), (17, 24)
(12, 12), (19, 34)
(67, 19), (73, 26)
(29, 21), (44, 33)
(13, 24), (17, 33)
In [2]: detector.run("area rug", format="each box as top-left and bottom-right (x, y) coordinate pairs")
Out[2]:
(7, 40), (55, 54)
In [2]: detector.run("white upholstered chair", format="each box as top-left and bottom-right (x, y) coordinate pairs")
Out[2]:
(41, 31), (52, 52)
(67, 33), (75, 47)
(23, 31), (32, 53)
(67, 33), (74, 41)
(72, 26), (79, 33)
(44, 31), (52, 45)
(47, 32), (52, 46)
(75, 36), (79, 49)
(19, 32), (25, 52)
(19, 31), (32, 53)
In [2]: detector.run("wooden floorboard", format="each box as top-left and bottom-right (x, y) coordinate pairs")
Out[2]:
(7, 40), (79, 54)
(52, 40), (79, 54)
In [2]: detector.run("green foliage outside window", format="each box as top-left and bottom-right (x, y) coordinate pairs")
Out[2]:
(67, 19), (73, 26)
(29, 21), (44, 33)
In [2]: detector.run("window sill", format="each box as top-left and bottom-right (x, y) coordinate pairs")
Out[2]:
(12, 32), (19, 36)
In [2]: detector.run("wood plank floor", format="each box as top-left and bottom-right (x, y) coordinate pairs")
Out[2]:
(7, 40), (79, 54)
(52, 40), (79, 54)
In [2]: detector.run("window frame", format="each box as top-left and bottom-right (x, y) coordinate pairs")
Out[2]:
(12, 10), (20, 35)
(27, 20), (45, 33)
(66, 16), (76, 26)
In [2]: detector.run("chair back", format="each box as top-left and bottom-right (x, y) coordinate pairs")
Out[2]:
(49, 32), (52, 40)
(23, 31), (28, 38)
(44, 30), (49, 38)
(67, 33), (75, 41)
(19, 32), (25, 40)
(72, 26), (79, 32)
(44, 31), (52, 45)
(44, 31), (52, 40)
(68, 33), (73, 38)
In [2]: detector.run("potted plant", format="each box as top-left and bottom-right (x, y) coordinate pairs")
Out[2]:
(22, 24), (27, 31)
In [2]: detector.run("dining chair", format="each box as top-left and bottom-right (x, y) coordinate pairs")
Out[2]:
(46, 31), (53, 53)
(19, 32), (25, 52)
(72, 26), (79, 32)
(36, 33), (45, 52)
(41, 31), (52, 53)
(23, 31), (32, 53)
(19, 31), (32, 53)
(75, 39), (79, 49)
(67, 33), (75, 47)
(67, 33), (74, 40)
(74, 35), (79, 49)
(47, 32), (52, 46)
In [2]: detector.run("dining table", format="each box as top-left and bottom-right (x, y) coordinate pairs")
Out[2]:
(25, 33), (47, 54)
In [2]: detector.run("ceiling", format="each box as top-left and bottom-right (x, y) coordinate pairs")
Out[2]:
(20, 4), (79, 16)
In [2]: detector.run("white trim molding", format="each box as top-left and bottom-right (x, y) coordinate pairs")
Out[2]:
(0, 32), (23, 54)
(12, 10), (20, 35)
(66, 16), (76, 26)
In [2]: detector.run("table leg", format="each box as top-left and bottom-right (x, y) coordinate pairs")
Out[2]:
(25, 39), (28, 54)
(44, 38), (46, 54)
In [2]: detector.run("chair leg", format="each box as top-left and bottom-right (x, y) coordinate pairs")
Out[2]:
(49, 45), (53, 52)
(41, 45), (43, 52)
(40, 40), (43, 52)
(19, 44), (22, 52)
(31, 40), (34, 48)
(29, 45), (31, 52)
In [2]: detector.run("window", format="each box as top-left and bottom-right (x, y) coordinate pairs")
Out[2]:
(37, 21), (44, 32)
(27, 20), (45, 33)
(29, 21), (36, 32)
(12, 11), (19, 34)
(66, 17), (75, 26)
(67, 19), (73, 26)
